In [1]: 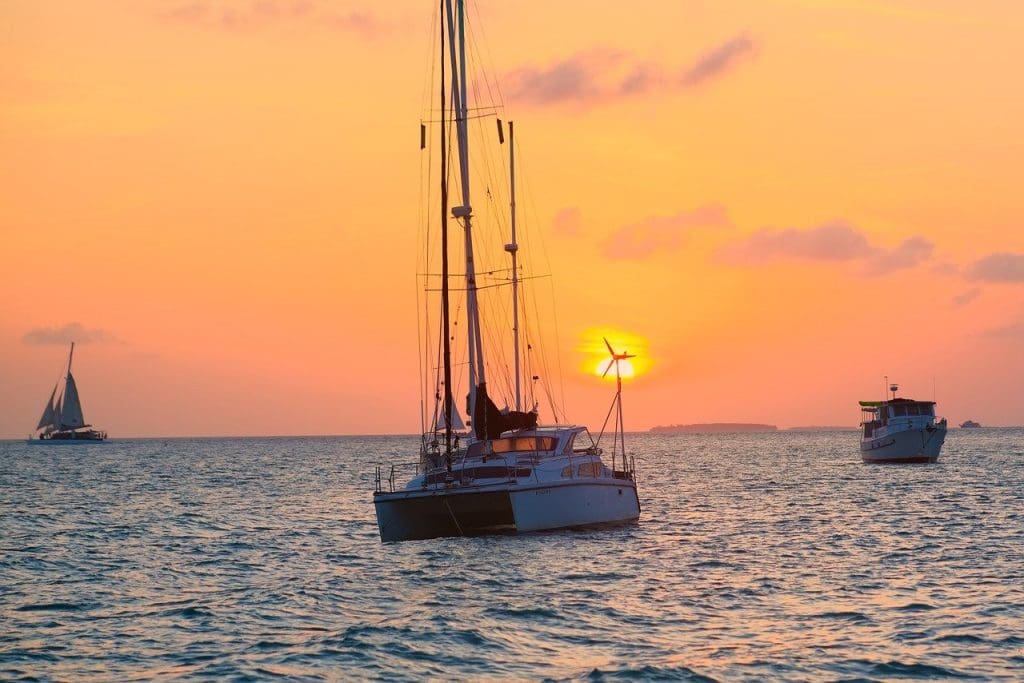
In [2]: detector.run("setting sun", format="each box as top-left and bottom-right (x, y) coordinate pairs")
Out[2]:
(596, 357), (636, 379)
(579, 328), (651, 382)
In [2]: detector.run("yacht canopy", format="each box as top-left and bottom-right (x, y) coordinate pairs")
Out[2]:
(859, 398), (936, 407)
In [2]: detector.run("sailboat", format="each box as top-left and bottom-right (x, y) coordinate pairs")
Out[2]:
(371, 0), (640, 542)
(28, 343), (108, 443)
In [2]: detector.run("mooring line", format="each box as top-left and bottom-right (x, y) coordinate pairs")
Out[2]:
(443, 496), (464, 536)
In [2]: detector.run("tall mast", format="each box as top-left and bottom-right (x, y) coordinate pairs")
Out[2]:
(67, 342), (75, 377)
(506, 121), (521, 411)
(445, 0), (485, 421)
(439, 0), (453, 460)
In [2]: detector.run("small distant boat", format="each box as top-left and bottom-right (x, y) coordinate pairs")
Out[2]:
(28, 343), (107, 443)
(960, 420), (981, 429)
(859, 383), (946, 463)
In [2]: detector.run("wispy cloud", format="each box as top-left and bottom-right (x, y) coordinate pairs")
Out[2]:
(159, 1), (390, 36)
(503, 33), (756, 109)
(717, 221), (934, 275)
(967, 252), (1024, 283)
(680, 33), (756, 88)
(983, 319), (1024, 340)
(502, 49), (622, 107)
(552, 206), (584, 237)
(23, 323), (117, 346)
(603, 205), (732, 260)
(863, 235), (934, 275)
(952, 287), (982, 307)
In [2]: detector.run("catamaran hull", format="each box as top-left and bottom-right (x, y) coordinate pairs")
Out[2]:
(861, 425), (946, 463)
(26, 439), (108, 445)
(374, 480), (640, 543)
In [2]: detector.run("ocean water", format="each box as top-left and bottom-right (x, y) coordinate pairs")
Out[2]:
(2, 430), (1023, 681)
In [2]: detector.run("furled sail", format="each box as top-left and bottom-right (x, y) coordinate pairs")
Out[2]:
(36, 383), (60, 430)
(59, 373), (86, 428)
(472, 382), (538, 440)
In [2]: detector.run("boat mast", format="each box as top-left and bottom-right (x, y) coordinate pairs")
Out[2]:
(506, 121), (521, 411)
(445, 0), (485, 420)
(439, 0), (453, 460)
(67, 342), (75, 378)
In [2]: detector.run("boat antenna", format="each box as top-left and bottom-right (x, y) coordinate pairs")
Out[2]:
(439, 0), (454, 466)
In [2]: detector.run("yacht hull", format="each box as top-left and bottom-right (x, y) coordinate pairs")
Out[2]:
(374, 479), (640, 542)
(860, 425), (946, 463)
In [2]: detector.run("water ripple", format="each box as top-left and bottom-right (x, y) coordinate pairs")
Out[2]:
(2, 431), (1023, 679)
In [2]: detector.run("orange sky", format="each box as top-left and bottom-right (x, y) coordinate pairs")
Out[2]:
(2, 0), (1023, 438)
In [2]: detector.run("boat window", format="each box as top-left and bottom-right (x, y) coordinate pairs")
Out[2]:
(561, 465), (572, 478)
(572, 429), (597, 452)
(894, 405), (907, 417)
(470, 436), (558, 457)
(577, 461), (603, 477)
(920, 404), (934, 416)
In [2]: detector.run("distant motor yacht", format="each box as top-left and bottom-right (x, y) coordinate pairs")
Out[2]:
(960, 420), (981, 429)
(859, 383), (946, 463)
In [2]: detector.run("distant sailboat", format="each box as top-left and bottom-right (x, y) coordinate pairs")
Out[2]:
(29, 343), (107, 443)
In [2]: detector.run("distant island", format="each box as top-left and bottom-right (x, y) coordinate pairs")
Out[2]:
(650, 423), (778, 434)
(784, 426), (854, 432)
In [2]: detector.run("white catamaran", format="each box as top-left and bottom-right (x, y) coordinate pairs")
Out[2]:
(29, 342), (108, 443)
(371, 0), (640, 542)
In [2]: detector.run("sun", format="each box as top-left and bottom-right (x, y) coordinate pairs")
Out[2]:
(580, 328), (650, 381)
(595, 357), (636, 379)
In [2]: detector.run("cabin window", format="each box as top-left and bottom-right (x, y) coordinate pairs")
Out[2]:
(561, 465), (572, 478)
(920, 404), (934, 416)
(469, 436), (558, 457)
(571, 429), (598, 452)
(894, 405), (907, 417)
(577, 461), (603, 477)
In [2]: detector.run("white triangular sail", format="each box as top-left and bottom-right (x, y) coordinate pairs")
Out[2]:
(36, 383), (60, 431)
(433, 403), (465, 432)
(60, 373), (86, 428)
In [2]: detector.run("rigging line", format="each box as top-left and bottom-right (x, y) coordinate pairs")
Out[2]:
(418, 266), (519, 277)
(424, 275), (548, 292)
(465, 1), (506, 118)
(423, 105), (504, 113)
(519, 151), (568, 421)
(416, 275), (427, 436)
(420, 111), (502, 122)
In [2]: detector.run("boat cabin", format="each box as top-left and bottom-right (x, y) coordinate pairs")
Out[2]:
(859, 398), (936, 438)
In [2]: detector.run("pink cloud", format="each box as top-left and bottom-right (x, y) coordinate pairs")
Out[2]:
(680, 33), (756, 88)
(862, 235), (934, 275)
(717, 221), (934, 276)
(503, 34), (757, 109)
(967, 252), (1024, 283)
(23, 322), (118, 346)
(159, 1), (390, 36)
(552, 207), (584, 237)
(603, 205), (732, 259)
(952, 288), (982, 307)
